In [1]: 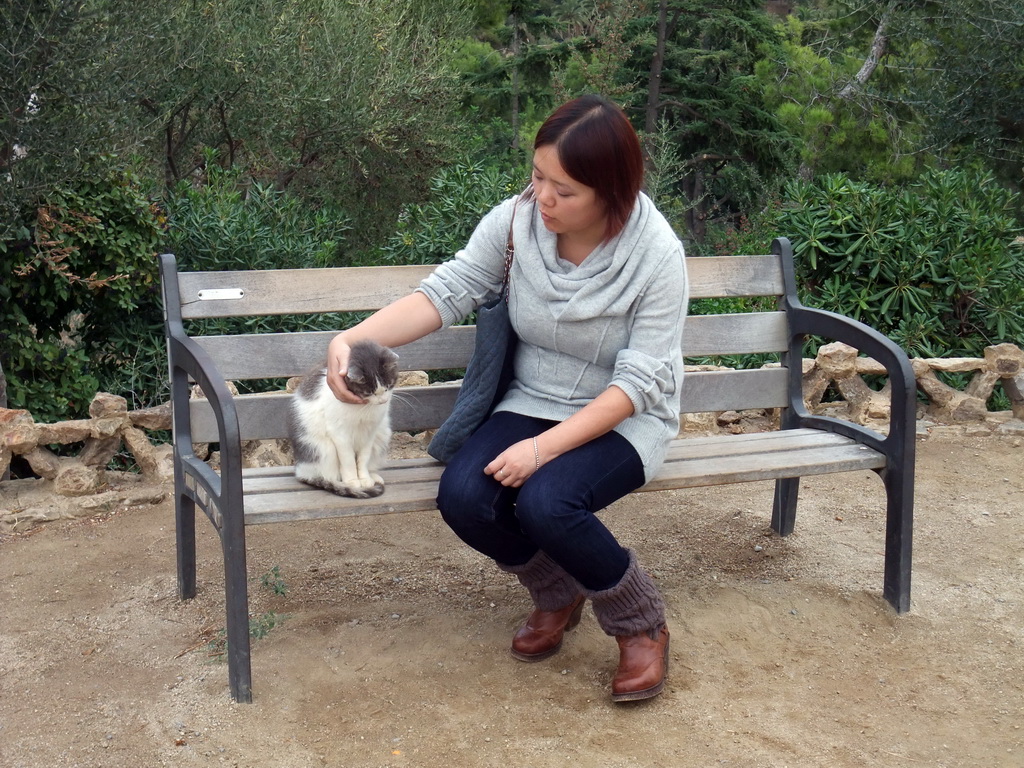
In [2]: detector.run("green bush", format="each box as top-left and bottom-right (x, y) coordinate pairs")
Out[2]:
(164, 164), (351, 271)
(779, 169), (1024, 358)
(0, 159), (163, 420)
(374, 160), (526, 266)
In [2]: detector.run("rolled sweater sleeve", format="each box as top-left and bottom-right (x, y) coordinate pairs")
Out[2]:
(610, 246), (688, 415)
(415, 199), (515, 328)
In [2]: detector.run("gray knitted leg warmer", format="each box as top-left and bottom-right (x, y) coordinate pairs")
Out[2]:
(497, 550), (583, 612)
(584, 549), (666, 639)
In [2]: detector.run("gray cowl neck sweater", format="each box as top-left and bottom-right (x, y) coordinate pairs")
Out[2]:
(417, 191), (688, 482)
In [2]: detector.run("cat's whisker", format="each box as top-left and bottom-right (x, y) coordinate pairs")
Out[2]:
(389, 390), (415, 407)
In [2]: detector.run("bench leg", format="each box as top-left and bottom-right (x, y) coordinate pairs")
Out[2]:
(222, 515), (253, 703)
(175, 490), (197, 600)
(881, 463), (914, 613)
(771, 476), (800, 537)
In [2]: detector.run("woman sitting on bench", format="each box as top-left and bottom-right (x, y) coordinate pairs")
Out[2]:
(326, 95), (688, 703)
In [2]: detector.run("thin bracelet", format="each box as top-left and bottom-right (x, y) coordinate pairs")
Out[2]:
(532, 437), (541, 470)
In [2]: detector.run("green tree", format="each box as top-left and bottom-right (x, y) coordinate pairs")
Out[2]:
(0, 159), (163, 420)
(632, 0), (792, 240)
(1, 1), (130, 239)
(3, 1), (476, 254)
(895, 0), (1024, 190)
(755, 12), (921, 183)
(116, 0), (475, 253)
(763, 1), (1024, 191)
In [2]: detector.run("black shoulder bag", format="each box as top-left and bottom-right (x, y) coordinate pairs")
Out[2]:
(427, 194), (527, 463)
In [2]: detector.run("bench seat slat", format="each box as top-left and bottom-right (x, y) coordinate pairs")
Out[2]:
(242, 429), (846, 496)
(243, 480), (445, 523)
(238, 430), (883, 525)
(663, 428), (861, 460)
(648, 442), (885, 491)
(243, 461), (446, 494)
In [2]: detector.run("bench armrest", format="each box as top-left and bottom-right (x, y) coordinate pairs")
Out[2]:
(166, 329), (246, 515)
(161, 250), (245, 526)
(786, 305), (916, 456)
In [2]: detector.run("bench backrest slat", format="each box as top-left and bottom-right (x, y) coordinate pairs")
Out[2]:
(193, 311), (789, 382)
(188, 368), (790, 443)
(175, 254), (783, 320)
(193, 326), (477, 381)
(177, 265), (433, 319)
(685, 254), (784, 298)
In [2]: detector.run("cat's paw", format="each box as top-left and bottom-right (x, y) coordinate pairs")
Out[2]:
(329, 477), (372, 498)
(339, 485), (372, 498)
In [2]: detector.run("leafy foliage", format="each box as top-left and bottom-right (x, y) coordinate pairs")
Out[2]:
(756, 14), (920, 183)
(374, 160), (526, 265)
(888, 0), (1024, 190)
(1, 1), (125, 239)
(629, 0), (793, 239)
(164, 164), (351, 272)
(781, 169), (1024, 357)
(0, 159), (163, 420)
(3, 0), (476, 256)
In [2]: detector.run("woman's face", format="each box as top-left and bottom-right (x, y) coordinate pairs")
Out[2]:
(531, 145), (607, 242)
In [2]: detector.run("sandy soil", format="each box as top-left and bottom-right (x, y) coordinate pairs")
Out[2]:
(2, 432), (1023, 768)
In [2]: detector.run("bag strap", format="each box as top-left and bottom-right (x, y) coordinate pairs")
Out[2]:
(502, 184), (534, 301)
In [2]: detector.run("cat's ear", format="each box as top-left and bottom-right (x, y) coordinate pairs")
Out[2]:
(385, 348), (399, 376)
(344, 361), (365, 387)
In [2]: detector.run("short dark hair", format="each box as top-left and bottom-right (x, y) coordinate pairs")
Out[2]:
(534, 95), (644, 240)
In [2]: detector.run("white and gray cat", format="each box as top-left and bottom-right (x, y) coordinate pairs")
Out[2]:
(287, 340), (399, 498)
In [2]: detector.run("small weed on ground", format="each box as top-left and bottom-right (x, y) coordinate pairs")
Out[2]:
(203, 566), (290, 661)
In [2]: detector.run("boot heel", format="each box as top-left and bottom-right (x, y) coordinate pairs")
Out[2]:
(510, 594), (586, 662)
(565, 596), (586, 632)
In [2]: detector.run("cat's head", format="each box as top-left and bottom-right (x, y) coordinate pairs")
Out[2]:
(344, 340), (400, 404)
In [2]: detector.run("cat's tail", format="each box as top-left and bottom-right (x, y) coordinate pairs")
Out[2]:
(297, 475), (385, 499)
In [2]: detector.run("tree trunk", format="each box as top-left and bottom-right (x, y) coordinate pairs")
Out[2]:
(645, 0), (668, 135)
(684, 167), (707, 242)
(837, 7), (892, 100)
(692, 166), (706, 242)
(510, 14), (521, 152)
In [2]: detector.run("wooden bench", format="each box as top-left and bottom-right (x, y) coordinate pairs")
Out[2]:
(158, 237), (915, 703)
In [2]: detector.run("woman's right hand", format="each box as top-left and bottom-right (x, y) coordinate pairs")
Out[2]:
(326, 334), (366, 403)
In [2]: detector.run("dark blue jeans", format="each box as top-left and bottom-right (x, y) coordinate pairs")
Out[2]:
(436, 411), (646, 591)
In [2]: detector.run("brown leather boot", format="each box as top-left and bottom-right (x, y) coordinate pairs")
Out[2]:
(511, 595), (586, 662)
(612, 627), (670, 702)
(583, 549), (669, 702)
(498, 551), (584, 661)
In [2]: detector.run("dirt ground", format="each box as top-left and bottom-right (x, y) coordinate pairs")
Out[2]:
(2, 430), (1023, 768)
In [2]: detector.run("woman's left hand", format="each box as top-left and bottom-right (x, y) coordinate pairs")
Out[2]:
(485, 438), (541, 488)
